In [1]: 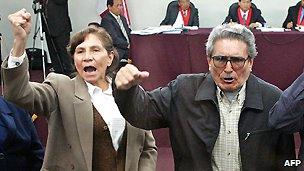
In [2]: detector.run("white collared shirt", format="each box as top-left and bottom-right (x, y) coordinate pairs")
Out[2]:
(8, 50), (26, 68)
(86, 81), (126, 151)
(240, 9), (249, 21)
(173, 11), (184, 28)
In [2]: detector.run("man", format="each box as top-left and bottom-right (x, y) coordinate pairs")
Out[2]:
(160, 0), (199, 27)
(100, 0), (131, 61)
(0, 96), (44, 170)
(282, 0), (304, 29)
(223, 0), (266, 28)
(44, 0), (74, 76)
(269, 73), (304, 165)
(113, 23), (295, 170)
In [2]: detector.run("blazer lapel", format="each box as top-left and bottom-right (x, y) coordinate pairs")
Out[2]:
(74, 75), (93, 171)
(125, 122), (140, 170)
(107, 13), (123, 33)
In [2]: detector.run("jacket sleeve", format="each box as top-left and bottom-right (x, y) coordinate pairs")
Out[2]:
(275, 132), (296, 171)
(223, 5), (235, 24)
(160, 3), (172, 25)
(269, 73), (304, 133)
(2, 98), (44, 171)
(2, 56), (59, 119)
(138, 131), (158, 171)
(254, 8), (266, 25)
(113, 79), (174, 130)
(192, 8), (199, 27)
(283, 7), (294, 28)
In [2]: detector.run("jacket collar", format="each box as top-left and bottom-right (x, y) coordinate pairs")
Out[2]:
(195, 73), (264, 111)
(243, 74), (264, 111)
(106, 12), (123, 28)
(74, 75), (91, 100)
(195, 73), (217, 104)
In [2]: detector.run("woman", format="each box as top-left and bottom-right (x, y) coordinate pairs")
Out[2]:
(3, 9), (157, 171)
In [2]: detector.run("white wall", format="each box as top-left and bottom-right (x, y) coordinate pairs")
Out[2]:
(0, 0), (300, 58)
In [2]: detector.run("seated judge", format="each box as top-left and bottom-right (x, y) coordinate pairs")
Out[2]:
(282, 0), (304, 29)
(100, 0), (131, 61)
(223, 0), (266, 28)
(160, 0), (199, 27)
(0, 96), (44, 171)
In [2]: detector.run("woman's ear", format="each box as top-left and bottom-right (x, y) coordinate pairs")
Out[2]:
(108, 51), (114, 66)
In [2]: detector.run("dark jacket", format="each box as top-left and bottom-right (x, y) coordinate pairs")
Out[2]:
(100, 12), (131, 60)
(114, 73), (295, 171)
(269, 72), (304, 160)
(282, 1), (303, 29)
(44, 0), (72, 36)
(223, 2), (266, 26)
(0, 96), (44, 171)
(160, 0), (199, 27)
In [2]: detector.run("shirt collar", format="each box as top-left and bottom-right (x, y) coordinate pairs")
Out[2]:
(109, 11), (119, 20)
(85, 77), (112, 97)
(240, 9), (249, 17)
(216, 82), (246, 104)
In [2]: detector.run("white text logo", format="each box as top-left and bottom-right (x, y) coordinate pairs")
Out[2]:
(284, 160), (301, 167)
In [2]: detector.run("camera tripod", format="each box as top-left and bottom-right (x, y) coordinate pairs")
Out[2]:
(32, 0), (64, 79)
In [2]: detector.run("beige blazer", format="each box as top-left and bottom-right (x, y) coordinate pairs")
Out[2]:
(1, 58), (157, 171)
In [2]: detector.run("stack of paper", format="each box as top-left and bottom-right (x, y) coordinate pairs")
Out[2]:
(131, 27), (166, 35)
(131, 25), (183, 35)
(258, 27), (285, 32)
(183, 26), (199, 30)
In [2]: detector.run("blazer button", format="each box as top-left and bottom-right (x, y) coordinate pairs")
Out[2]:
(103, 126), (108, 130)
(0, 153), (5, 159)
(68, 144), (72, 149)
(71, 164), (75, 170)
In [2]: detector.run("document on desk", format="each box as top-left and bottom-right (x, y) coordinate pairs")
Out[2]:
(131, 27), (166, 35)
(131, 26), (183, 35)
(258, 27), (285, 32)
(295, 27), (304, 32)
(183, 26), (199, 30)
(162, 28), (183, 34)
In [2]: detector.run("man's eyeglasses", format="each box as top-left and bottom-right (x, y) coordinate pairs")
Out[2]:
(210, 55), (250, 70)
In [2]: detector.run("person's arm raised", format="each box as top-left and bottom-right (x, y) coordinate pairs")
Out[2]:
(8, 8), (31, 57)
(115, 64), (149, 90)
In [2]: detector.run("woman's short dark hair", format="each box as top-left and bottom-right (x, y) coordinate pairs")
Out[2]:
(67, 27), (119, 78)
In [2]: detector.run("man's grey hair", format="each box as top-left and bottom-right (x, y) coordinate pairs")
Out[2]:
(206, 23), (258, 59)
